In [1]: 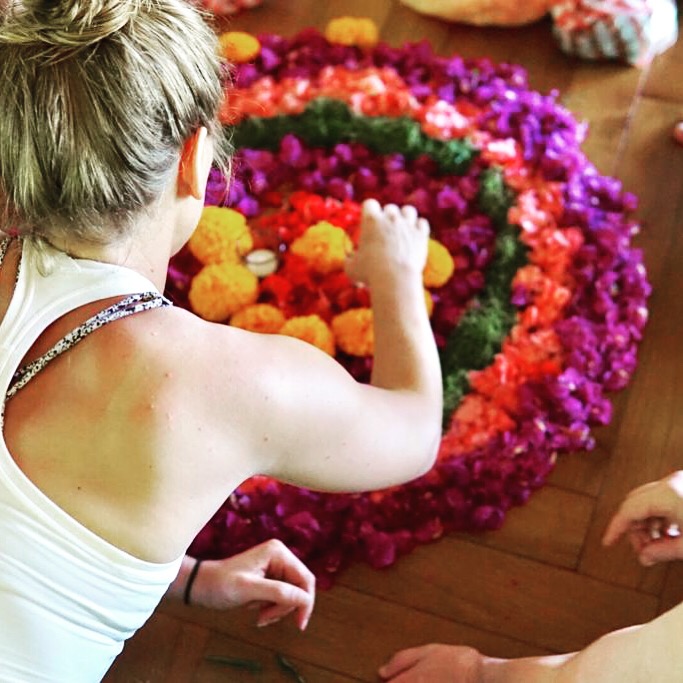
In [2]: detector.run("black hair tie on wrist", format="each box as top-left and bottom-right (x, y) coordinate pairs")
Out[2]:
(183, 559), (203, 606)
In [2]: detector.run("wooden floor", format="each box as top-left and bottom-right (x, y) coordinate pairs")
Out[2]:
(106, 2), (683, 681)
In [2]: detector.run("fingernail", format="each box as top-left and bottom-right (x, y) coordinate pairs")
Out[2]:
(674, 121), (683, 145)
(257, 617), (279, 628)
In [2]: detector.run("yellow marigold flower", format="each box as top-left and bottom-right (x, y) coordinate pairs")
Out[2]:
(290, 221), (353, 275)
(325, 16), (379, 48)
(219, 31), (261, 63)
(332, 308), (374, 357)
(280, 315), (336, 356)
(188, 206), (254, 266)
(189, 263), (259, 322)
(424, 289), (434, 317)
(423, 238), (455, 288)
(230, 304), (286, 334)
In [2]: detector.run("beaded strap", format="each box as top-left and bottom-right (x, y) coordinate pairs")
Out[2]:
(0, 237), (22, 287)
(0, 238), (10, 265)
(7, 291), (172, 401)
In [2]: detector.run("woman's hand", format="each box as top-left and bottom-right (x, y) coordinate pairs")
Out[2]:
(345, 199), (430, 290)
(603, 471), (683, 566)
(378, 644), (484, 682)
(177, 540), (315, 630)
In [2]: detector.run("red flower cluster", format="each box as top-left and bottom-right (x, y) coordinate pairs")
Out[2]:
(254, 192), (369, 321)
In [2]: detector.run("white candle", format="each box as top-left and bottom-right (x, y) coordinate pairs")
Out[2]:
(245, 249), (279, 277)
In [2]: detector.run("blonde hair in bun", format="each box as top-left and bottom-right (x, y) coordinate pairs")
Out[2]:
(0, 0), (230, 254)
(3, 0), (142, 48)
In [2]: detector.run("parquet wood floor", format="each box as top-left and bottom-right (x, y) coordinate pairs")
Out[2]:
(105, 2), (683, 680)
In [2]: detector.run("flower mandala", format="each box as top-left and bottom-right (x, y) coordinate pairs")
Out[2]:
(167, 26), (651, 587)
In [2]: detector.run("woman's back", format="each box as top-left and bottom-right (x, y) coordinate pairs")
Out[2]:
(0, 236), (263, 561)
(0, 238), (183, 681)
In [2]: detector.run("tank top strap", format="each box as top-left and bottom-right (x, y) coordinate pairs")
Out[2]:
(6, 291), (172, 402)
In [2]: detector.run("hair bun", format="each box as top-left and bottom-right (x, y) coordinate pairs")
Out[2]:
(3, 0), (141, 48)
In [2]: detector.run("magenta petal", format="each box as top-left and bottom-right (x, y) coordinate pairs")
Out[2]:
(363, 530), (397, 569)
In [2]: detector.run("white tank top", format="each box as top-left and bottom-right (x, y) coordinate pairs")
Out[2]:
(0, 239), (183, 682)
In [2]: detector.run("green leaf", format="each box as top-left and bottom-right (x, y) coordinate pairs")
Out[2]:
(478, 167), (516, 226)
(204, 655), (263, 672)
(276, 653), (307, 683)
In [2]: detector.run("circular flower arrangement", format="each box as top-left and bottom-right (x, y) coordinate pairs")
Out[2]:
(167, 24), (651, 587)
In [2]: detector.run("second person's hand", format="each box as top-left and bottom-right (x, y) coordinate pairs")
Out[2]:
(603, 471), (683, 566)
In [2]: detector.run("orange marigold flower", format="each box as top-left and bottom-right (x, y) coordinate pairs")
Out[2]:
(332, 307), (374, 357)
(423, 238), (455, 288)
(280, 315), (335, 356)
(230, 304), (286, 334)
(219, 31), (261, 63)
(325, 17), (379, 48)
(188, 207), (253, 265)
(290, 221), (353, 275)
(189, 263), (259, 322)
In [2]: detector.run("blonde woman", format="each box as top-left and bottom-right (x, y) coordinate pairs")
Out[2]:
(0, 1), (443, 680)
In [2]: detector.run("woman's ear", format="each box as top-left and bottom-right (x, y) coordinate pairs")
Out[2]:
(177, 127), (213, 200)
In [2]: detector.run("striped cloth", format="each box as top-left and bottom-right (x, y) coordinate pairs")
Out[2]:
(551, 0), (678, 65)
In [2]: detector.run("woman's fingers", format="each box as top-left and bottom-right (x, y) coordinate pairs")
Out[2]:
(378, 646), (426, 680)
